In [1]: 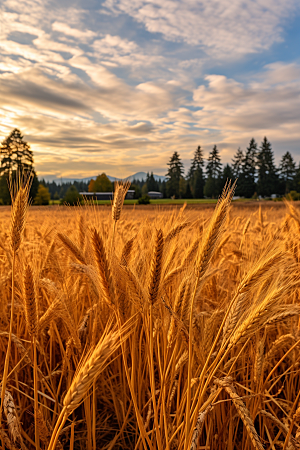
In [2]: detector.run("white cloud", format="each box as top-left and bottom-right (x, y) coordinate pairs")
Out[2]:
(103, 0), (299, 58)
(192, 63), (300, 160)
(0, 0), (300, 177)
(52, 22), (96, 41)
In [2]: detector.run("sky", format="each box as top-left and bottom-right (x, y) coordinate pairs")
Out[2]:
(0, 0), (300, 179)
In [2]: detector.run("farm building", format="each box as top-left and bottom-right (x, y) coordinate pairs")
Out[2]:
(79, 190), (135, 200)
(148, 191), (163, 199)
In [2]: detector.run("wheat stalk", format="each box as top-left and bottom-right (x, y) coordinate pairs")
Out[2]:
(48, 323), (130, 450)
(185, 181), (236, 449)
(1, 176), (31, 433)
(215, 377), (264, 450)
(23, 264), (39, 450)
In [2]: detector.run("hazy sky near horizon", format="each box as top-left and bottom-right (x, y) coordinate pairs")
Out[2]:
(1, 0), (300, 179)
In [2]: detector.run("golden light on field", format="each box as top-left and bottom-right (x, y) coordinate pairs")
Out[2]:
(1, 183), (300, 449)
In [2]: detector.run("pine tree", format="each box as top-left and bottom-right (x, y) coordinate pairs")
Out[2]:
(204, 145), (222, 198)
(146, 172), (159, 192)
(294, 163), (300, 194)
(221, 164), (234, 187)
(232, 147), (244, 196)
(0, 128), (34, 174)
(279, 151), (296, 194)
(166, 152), (184, 198)
(185, 182), (193, 199)
(257, 137), (278, 197)
(188, 146), (205, 198)
(239, 138), (257, 198)
(232, 147), (244, 178)
(0, 128), (38, 204)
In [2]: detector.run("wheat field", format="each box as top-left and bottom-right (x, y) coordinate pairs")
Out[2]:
(1, 181), (300, 450)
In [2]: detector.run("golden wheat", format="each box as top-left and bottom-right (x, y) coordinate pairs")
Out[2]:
(0, 193), (299, 449)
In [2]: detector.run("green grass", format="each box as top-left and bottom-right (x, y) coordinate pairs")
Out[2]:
(149, 198), (218, 205)
(90, 198), (220, 205)
(48, 198), (261, 206)
(90, 199), (219, 205)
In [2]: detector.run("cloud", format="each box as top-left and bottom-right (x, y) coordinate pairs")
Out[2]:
(103, 0), (299, 58)
(192, 62), (300, 159)
(1, 0), (300, 178)
(52, 22), (96, 41)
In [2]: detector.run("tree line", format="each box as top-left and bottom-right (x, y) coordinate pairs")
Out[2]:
(164, 137), (300, 199)
(1, 129), (299, 204)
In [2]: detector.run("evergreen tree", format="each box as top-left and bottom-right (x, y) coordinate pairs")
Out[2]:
(232, 147), (244, 178)
(221, 164), (234, 187)
(0, 128), (38, 203)
(204, 145), (222, 198)
(239, 138), (257, 198)
(166, 152), (184, 198)
(257, 137), (278, 197)
(146, 172), (159, 191)
(161, 180), (167, 198)
(188, 146), (205, 198)
(179, 176), (186, 198)
(0, 128), (34, 174)
(279, 151), (296, 194)
(294, 163), (300, 193)
(185, 182), (193, 199)
(131, 183), (142, 199)
(232, 147), (245, 196)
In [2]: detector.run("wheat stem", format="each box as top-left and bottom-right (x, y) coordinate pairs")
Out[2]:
(0, 252), (15, 430)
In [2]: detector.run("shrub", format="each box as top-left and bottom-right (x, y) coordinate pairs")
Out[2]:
(61, 185), (82, 205)
(138, 195), (150, 204)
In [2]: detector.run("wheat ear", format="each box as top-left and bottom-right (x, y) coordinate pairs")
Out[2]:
(222, 249), (283, 345)
(92, 228), (114, 307)
(0, 429), (18, 450)
(23, 264), (39, 450)
(0, 332), (31, 365)
(112, 180), (131, 222)
(265, 334), (296, 366)
(215, 377), (264, 450)
(190, 404), (214, 450)
(1, 177), (31, 433)
(0, 385), (23, 445)
(57, 232), (87, 265)
(24, 265), (38, 338)
(48, 324), (130, 450)
(111, 180), (131, 253)
(148, 229), (164, 305)
(120, 236), (135, 267)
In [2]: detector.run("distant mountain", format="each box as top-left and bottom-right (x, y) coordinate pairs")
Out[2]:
(41, 172), (166, 183)
(127, 172), (166, 182)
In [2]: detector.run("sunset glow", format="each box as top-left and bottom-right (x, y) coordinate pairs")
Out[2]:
(1, 0), (300, 179)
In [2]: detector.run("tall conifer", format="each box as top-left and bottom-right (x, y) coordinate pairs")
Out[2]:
(257, 137), (278, 197)
(204, 145), (222, 198)
(166, 152), (184, 198)
(188, 146), (205, 198)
